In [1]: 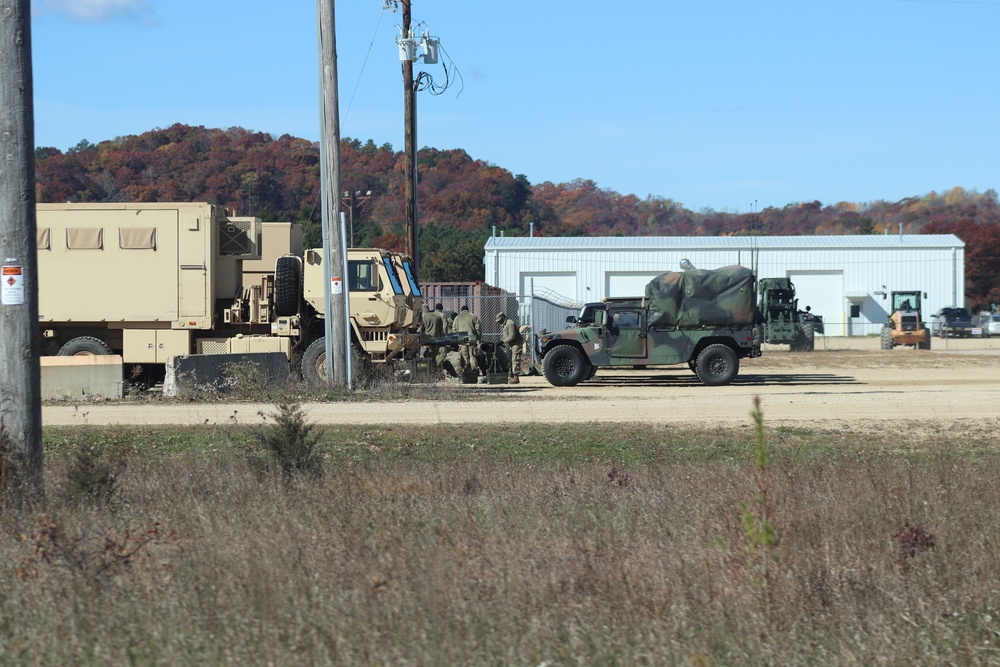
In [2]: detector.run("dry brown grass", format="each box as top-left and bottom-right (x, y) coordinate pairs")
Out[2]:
(2, 421), (999, 665)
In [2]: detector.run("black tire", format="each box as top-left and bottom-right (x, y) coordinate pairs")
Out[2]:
(694, 344), (738, 386)
(58, 336), (113, 356)
(918, 331), (932, 350)
(542, 346), (588, 387)
(798, 321), (815, 352)
(301, 339), (374, 388)
(273, 255), (302, 317)
(584, 365), (598, 381)
(880, 327), (894, 350)
(302, 337), (328, 387)
(687, 359), (697, 374)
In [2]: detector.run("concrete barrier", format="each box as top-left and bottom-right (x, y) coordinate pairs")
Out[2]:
(164, 353), (290, 398)
(40, 355), (124, 400)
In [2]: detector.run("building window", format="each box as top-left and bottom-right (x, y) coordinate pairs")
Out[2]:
(850, 304), (861, 318)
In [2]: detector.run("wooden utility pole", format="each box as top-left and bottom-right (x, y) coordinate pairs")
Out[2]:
(316, 0), (349, 386)
(402, 0), (419, 276)
(0, 0), (43, 490)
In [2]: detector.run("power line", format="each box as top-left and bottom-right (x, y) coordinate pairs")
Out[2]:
(342, 4), (389, 131)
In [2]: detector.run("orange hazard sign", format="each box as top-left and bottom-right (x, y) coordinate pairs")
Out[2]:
(1, 262), (24, 305)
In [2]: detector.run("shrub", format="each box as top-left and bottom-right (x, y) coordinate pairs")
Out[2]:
(64, 441), (121, 506)
(252, 402), (324, 478)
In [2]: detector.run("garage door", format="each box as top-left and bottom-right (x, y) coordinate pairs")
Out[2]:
(787, 271), (844, 336)
(521, 273), (577, 302)
(606, 272), (661, 298)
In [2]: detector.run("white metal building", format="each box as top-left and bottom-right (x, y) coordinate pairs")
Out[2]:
(483, 234), (966, 336)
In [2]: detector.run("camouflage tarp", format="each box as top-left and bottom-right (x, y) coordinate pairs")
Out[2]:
(645, 265), (756, 328)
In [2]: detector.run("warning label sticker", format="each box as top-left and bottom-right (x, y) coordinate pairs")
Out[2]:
(1, 264), (24, 305)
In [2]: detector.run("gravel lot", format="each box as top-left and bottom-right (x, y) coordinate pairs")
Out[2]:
(43, 336), (1000, 429)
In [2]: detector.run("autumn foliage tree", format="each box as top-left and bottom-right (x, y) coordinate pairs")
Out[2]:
(34, 125), (1000, 302)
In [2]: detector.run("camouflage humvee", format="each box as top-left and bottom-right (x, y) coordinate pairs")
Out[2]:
(536, 266), (762, 386)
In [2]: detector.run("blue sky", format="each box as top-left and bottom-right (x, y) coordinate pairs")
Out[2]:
(30, 0), (1000, 212)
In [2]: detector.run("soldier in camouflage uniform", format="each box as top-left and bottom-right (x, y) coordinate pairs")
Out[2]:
(420, 304), (445, 370)
(496, 312), (523, 384)
(451, 305), (480, 375)
(435, 303), (454, 334)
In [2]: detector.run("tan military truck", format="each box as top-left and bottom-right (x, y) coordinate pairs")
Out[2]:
(36, 202), (423, 383)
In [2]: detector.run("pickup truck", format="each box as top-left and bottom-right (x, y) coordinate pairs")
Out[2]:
(930, 307), (974, 338)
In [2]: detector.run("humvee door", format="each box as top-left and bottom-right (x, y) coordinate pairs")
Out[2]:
(607, 309), (647, 360)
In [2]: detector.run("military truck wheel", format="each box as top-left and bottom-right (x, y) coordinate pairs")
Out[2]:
(687, 359), (697, 374)
(880, 327), (894, 350)
(542, 345), (588, 387)
(584, 365), (598, 381)
(695, 344), (739, 386)
(273, 255), (302, 317)
(58, 336), (113, 356)
(302, 337), (328, 387)
(798, 322), (815, 352)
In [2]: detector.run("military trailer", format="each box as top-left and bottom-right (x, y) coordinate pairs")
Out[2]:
(36, 202), (423, 383)
(536, 266), (761, 386)
(757, 277), (824, 352)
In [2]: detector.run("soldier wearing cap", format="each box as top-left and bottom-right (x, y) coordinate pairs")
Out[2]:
(496, 312), (523, 385)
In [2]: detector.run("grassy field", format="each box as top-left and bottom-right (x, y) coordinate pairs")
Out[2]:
(2, 407), (999, 665)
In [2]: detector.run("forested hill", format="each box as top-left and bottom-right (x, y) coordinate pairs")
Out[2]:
(35, 123), (1000, 306)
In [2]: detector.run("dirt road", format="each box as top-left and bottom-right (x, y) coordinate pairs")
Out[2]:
(42, 336), (1000, 429)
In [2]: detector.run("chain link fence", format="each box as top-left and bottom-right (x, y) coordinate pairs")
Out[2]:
(420, 284), (582, 371)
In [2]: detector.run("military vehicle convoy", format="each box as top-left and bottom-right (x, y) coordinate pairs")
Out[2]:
(36, 202), (423, 383)
(536, 266), (761, 387)
(757, 277), (824, 352)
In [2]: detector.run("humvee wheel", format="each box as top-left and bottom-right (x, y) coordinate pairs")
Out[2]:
(880, 327), (894, 350)
(302, 337), (328, 387)
(542, 345), (588, 387)
(58, 336), (113, 356)
(687, 359), (697, 374)
(695, 344), (738, 386)
(584, 364), (598, 381)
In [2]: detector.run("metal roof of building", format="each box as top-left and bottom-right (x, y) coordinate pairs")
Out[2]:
(484, 234), (964, 250)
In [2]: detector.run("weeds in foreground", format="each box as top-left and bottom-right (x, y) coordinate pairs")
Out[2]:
(7, 419), (1000, 665)
(15, 514), (169, 583)
(0, 432), (43, 506)
(894, 520), (936, 570)
(737, 396), (778, 599)
(64, 441), (121, 506)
